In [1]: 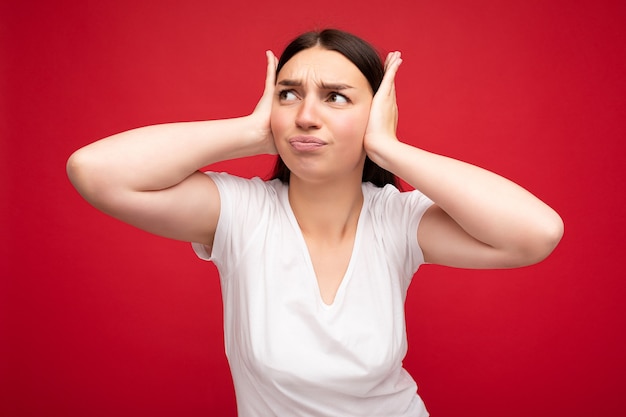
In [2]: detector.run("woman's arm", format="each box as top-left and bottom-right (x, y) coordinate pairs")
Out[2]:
(365, 52), (563, 268)
(67, 52), (278, 247)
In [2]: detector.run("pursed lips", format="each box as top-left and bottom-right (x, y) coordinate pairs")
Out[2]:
(288, 136), (327, 152)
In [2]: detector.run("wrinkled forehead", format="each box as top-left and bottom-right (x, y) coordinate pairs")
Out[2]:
(277, 47), (370, 89)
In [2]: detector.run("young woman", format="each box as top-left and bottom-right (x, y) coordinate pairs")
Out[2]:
(67, 29), (563, 417)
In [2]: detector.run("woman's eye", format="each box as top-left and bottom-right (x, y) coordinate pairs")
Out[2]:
(279, 90), (297, 101)
(328, 92), (349, 104)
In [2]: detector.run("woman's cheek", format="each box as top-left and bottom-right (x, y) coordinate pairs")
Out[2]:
(270, 111), (291, 157)
(270, 111), (286, 139)
(338, 112), (369, 145)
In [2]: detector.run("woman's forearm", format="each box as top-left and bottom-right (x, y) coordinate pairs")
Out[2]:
(67, 116), (272, 198)
(369, 140), (563, 260)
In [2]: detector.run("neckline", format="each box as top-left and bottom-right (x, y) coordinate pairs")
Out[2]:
(280, 183), (368, 308)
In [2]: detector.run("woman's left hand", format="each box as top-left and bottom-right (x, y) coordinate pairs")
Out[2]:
(363, 51), (403, 163)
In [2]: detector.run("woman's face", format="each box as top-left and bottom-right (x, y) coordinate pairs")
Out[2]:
(271, 46), (373, 184)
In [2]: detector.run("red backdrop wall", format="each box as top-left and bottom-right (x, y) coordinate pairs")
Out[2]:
(2, 0), (625, 416)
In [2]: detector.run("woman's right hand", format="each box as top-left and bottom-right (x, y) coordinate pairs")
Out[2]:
(247, 50), (279, 155)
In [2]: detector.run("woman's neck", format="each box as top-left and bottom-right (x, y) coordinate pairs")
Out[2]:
(288, 175), (364, 240)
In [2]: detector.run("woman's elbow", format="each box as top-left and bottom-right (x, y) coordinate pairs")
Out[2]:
(67, 148), (89, 190)
(518, 211), (564, 266)
(67, 148), (95, 191)
(66, 147), (112, 206)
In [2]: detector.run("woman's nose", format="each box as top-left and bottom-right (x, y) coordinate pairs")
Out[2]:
(295, 97), (321, 130)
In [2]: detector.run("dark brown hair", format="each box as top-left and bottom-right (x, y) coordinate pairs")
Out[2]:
(270, 29), (399, 188)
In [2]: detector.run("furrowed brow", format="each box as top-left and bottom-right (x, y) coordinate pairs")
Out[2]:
(277, 79), (354, 90)
(277, 79), (302, 87)
(318, 81), (354, 90)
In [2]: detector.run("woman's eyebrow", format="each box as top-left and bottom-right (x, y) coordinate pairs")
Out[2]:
(277, 79), (301, 87)
(277, 79), (354, 90)
(319, 81), (354, 90)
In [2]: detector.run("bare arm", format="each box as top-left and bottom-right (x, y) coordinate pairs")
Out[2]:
(365, 52), (564, 268)
(67, 52), (278, 247)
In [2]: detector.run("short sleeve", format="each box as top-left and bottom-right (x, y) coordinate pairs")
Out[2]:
(367, 184), (434, 281)
(191, 172), (278, 274)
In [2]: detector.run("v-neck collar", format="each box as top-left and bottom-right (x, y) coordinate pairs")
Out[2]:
(279, 184), (368, 309)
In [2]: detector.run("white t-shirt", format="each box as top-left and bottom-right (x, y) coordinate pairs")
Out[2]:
(193, 172), (433, 417)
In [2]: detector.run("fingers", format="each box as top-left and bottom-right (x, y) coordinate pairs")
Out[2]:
(253, 50), (278, 114)
(264, 50), (278, 93)
(380, 51), (402, 96)
(384, 51), (402, 72)
(252, 51), (278, 116)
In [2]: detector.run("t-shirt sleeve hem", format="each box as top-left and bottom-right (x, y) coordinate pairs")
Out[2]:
(191, 241), (212, 261)
(190, 171), (229, 263)
(409, 195), (435, 268)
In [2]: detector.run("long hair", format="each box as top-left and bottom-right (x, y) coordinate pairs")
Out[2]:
(270, 29), (399, 188)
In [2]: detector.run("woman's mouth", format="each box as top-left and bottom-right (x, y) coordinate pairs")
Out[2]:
(288, 136), (327, 152)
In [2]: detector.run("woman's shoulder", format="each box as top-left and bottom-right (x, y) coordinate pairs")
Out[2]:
(363, 182), (433, 217)
(204, 171), (284, 195)
(363, 181), (408, 203)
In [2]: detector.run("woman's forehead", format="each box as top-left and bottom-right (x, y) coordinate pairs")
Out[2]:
(277, 47), (368, 87)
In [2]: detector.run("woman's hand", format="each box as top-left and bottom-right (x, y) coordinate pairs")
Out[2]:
(364, 51), (403, 163)
(248, 50), (279, 155)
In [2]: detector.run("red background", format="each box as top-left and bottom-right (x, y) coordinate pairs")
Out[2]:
(2, 0), (625, 416)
